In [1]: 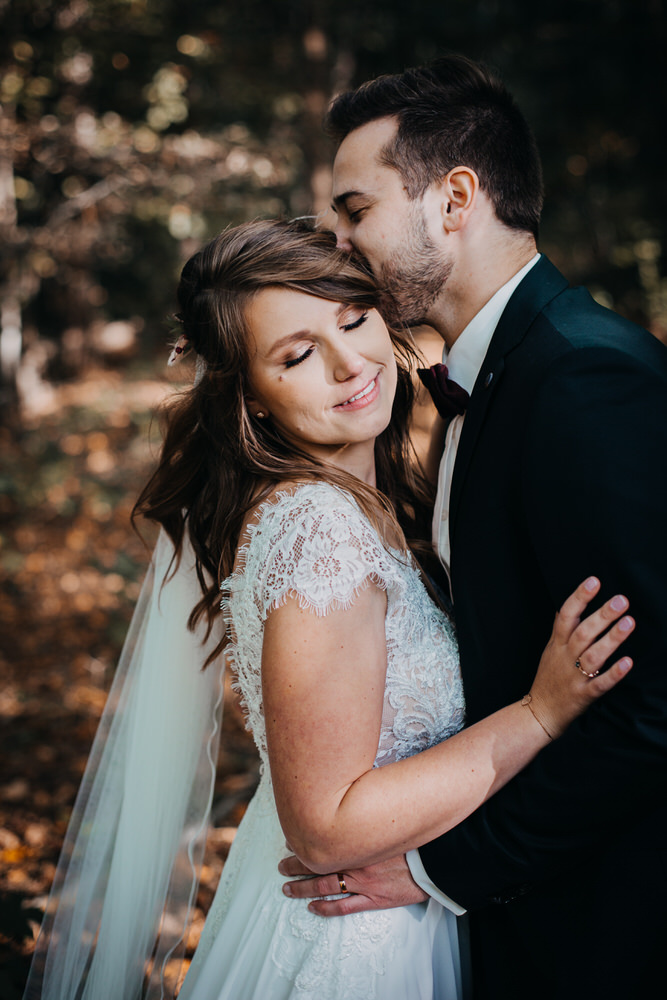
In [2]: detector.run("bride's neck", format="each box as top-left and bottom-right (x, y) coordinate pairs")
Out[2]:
(295, 438), (377, 487)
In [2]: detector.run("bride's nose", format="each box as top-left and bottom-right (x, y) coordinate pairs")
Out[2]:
(333, 345), (365, 382)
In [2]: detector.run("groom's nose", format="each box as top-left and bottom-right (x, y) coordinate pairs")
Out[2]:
(334, 222), (354, 253)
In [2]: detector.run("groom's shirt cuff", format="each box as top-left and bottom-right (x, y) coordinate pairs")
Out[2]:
(406, 849), (467, 915)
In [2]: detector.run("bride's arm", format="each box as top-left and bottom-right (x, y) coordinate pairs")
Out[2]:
(263, 578), (632, 874)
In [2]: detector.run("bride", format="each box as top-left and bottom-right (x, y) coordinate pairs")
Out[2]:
(24, 219), (633, 1000)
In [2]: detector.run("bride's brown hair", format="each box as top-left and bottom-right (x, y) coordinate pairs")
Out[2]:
(134, 218), (435, 652)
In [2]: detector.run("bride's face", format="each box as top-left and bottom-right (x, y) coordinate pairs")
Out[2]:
(245, 287), (397, 482)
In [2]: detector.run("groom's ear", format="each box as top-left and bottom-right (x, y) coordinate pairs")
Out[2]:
(438, 167), (479, 232)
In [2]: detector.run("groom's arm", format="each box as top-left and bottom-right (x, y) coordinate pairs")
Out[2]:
(418, 344), (667, 908)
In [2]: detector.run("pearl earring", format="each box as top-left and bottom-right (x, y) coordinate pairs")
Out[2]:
(256, 411), (266, 419)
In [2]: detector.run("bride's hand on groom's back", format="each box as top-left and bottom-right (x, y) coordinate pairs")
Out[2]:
(279, 853), (427, 916)
(529, 576), (634, 740)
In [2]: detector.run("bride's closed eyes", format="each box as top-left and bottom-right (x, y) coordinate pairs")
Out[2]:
(342, 310), (369, 332)
(284, 347), (315, 369)
(283, 311), (369, 369)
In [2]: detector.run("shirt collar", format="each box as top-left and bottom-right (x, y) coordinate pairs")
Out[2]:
(444, 253), (541, 394)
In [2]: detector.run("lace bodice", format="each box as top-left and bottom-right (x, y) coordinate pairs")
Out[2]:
(221, 482), (465, 774)
(181, 484), (466, 999)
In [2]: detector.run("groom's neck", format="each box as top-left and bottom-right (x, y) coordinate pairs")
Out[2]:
(431, 232), (537, 350)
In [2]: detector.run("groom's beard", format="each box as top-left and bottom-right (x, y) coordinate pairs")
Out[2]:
(371, 204), (451, 328)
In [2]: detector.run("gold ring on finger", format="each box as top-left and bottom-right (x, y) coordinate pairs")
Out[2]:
(575, 658), (600, 679)
(337, 873), (348, 893)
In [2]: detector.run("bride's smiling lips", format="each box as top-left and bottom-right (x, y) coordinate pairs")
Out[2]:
(334, 371), (382, 411)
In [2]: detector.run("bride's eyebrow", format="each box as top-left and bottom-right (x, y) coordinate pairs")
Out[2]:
(266, 305), (349, 356)
(266, 330), (312, 356)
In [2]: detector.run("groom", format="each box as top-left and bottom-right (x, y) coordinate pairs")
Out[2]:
(281, 55), (667, 998)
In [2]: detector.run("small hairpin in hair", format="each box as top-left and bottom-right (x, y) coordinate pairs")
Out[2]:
(168, 333), (191, 366)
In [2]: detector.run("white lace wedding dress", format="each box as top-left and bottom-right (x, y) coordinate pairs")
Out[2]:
(178, 482), (466, 1000)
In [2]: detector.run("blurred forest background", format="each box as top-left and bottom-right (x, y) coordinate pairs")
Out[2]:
(1, 0), (665, 995)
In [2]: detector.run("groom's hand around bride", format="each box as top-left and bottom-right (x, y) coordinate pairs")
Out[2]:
(279, 853), (427, 916)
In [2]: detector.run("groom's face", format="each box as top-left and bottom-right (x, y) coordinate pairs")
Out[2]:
(331, 117), (450, 328)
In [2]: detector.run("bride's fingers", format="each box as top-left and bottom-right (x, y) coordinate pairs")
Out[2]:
(574, 615), (635, 675)
(582, 656), (633, 700)
(552, 577), (600, 641)
(570, 594), (630, 649)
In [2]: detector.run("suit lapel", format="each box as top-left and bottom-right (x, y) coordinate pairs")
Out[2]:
(448, 257), (570, 534)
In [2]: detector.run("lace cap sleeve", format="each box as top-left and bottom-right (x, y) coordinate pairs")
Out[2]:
(246, 483), (407, 620)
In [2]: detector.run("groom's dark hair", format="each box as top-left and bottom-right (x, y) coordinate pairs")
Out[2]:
(326, 54), (543, 238)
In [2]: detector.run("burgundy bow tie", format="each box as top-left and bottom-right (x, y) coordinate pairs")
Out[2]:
(417, 363), (470, 419)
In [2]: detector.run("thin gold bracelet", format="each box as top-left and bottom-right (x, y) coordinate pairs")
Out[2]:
(521, 693), (555, 741)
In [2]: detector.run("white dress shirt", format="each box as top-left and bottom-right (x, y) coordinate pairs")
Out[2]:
(406, 254), (541, 914)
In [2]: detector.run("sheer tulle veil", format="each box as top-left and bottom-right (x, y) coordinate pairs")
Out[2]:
(23, 528), (226, 1000)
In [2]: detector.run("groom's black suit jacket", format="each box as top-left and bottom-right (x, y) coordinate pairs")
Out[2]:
(419, 257), (667, 999)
